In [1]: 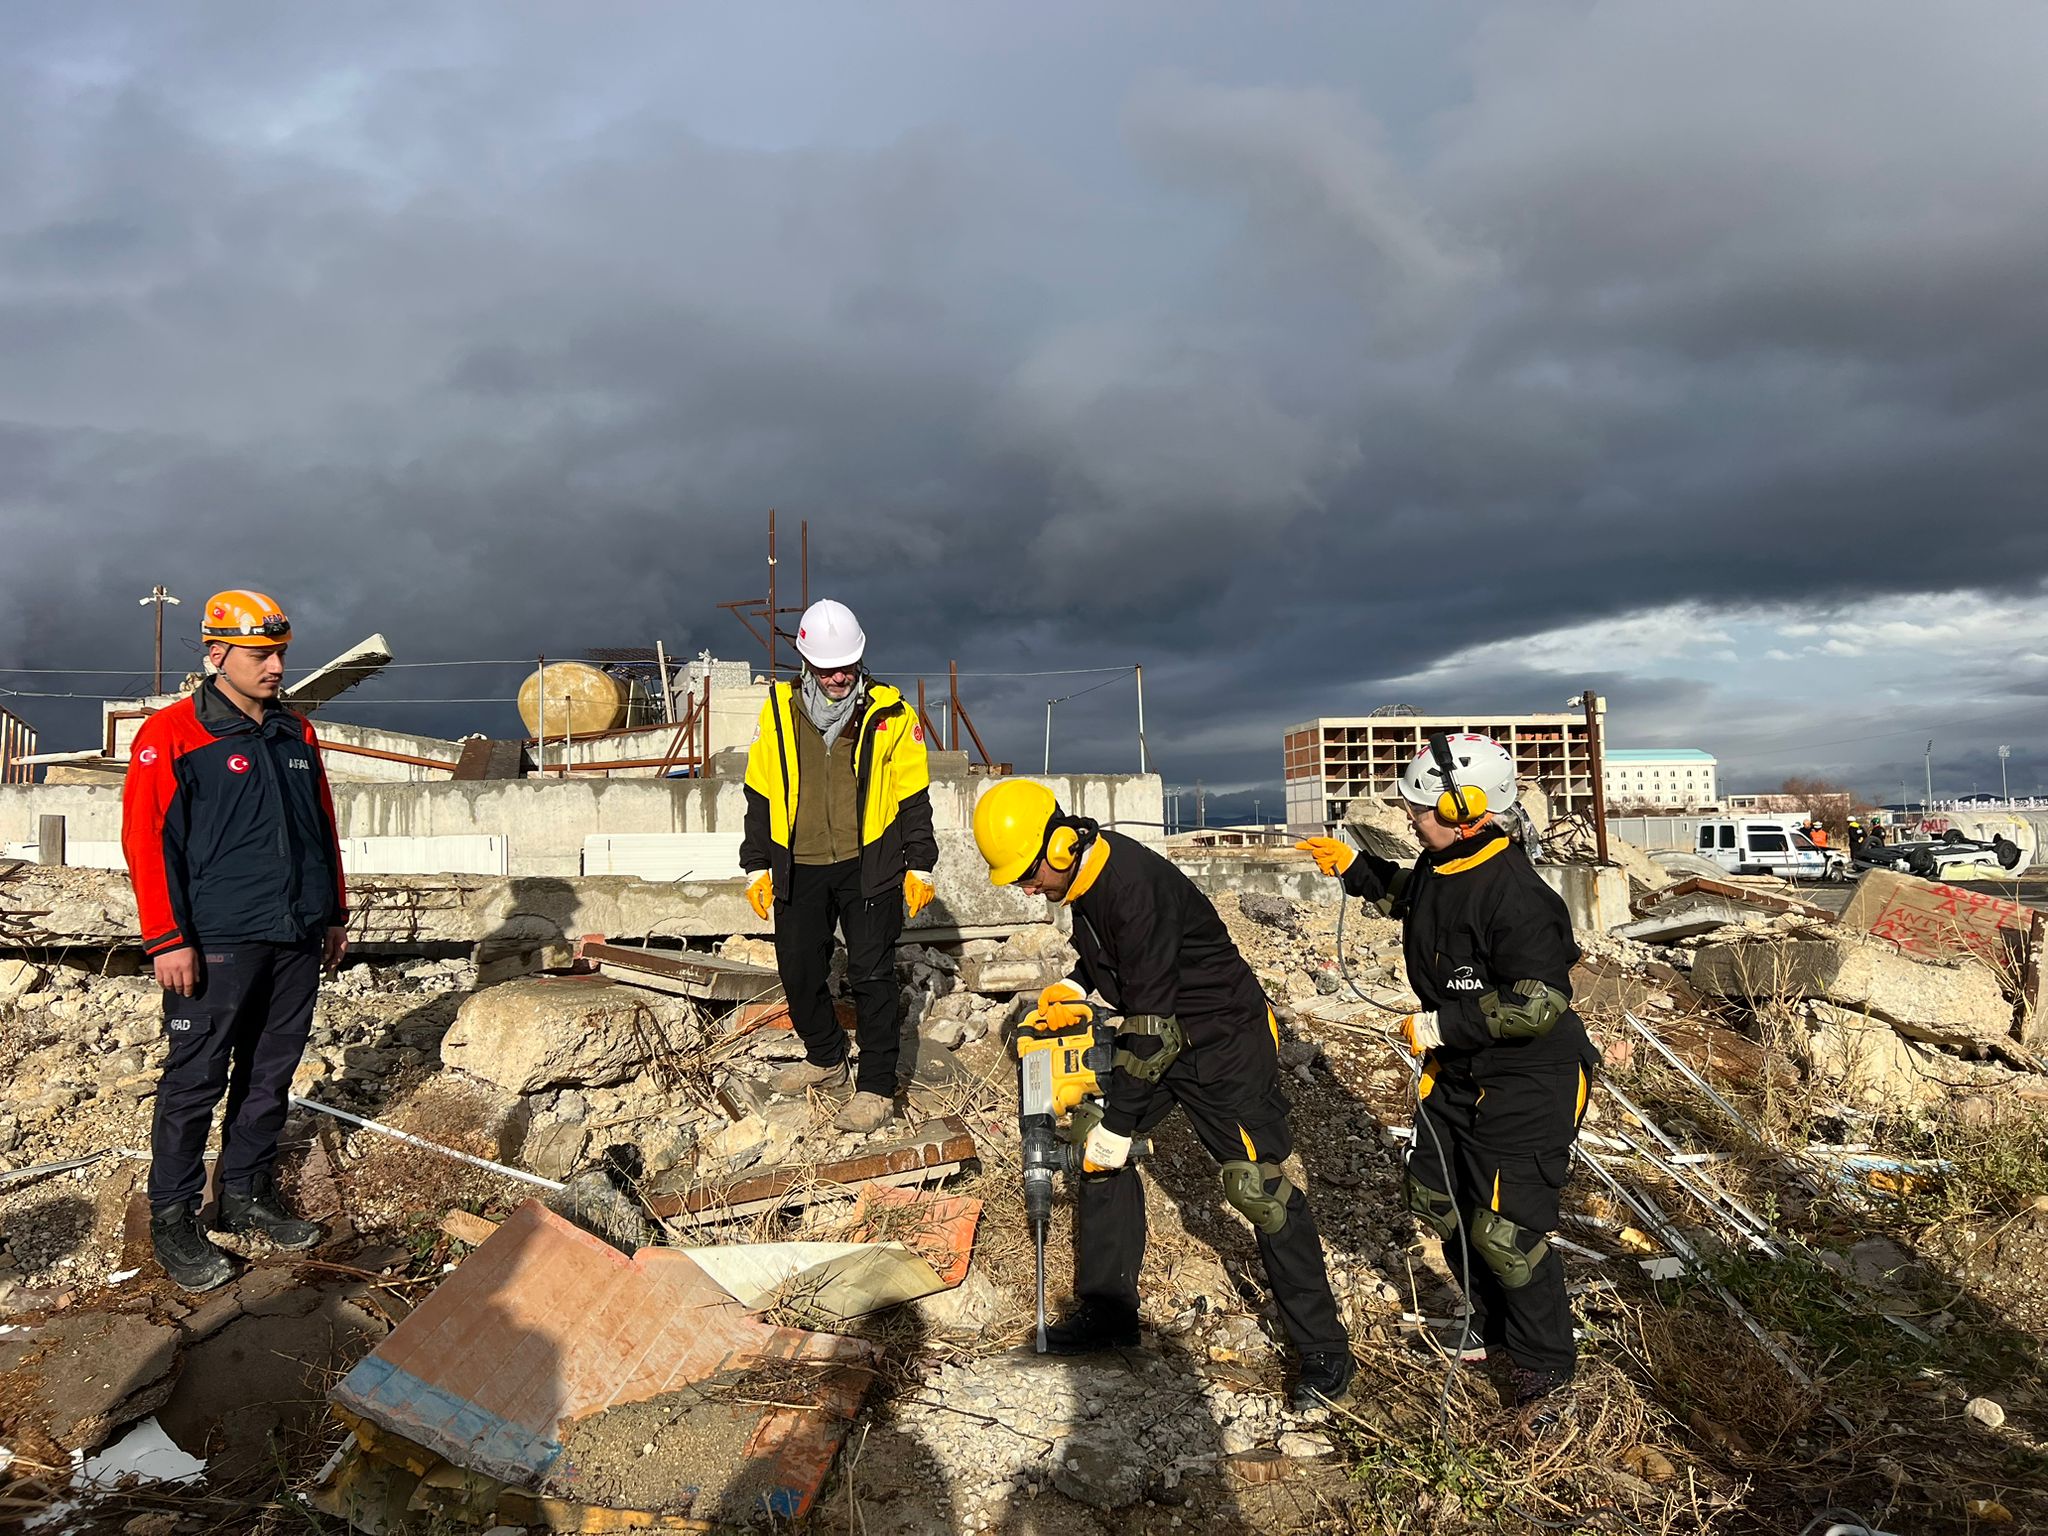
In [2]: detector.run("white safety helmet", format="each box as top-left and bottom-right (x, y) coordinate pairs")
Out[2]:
(1397, 733), (1517, 825)
(794, 599), (867, 670)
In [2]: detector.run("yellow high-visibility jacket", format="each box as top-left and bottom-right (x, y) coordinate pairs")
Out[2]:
(740, 682), (938, 900)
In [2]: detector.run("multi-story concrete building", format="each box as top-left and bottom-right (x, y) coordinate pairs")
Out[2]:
(1603, 749), (1718, 810)
(1282, 708), (1597, 832)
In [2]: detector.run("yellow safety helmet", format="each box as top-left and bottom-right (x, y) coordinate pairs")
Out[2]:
(973, 778), (1060, 886)
(200, 590), (291, 648)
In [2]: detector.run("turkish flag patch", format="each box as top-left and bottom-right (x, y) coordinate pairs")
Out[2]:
(913, 724), (924, 743)
(227, 754), (252, 775)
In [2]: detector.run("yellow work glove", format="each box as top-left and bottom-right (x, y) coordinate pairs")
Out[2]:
(746, 870), (774, 921)
(1399, 1011), (1442, 1056)
(1037, 981), (1086, 1009)
(1296, 837), (1356, 877)
(904, 871), (935, 918)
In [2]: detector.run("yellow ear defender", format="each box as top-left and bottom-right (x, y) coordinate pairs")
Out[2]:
(1428, 735), (1488, 825)
(1045, 822), (1082, 871)
(1436, 784), (1489, 824)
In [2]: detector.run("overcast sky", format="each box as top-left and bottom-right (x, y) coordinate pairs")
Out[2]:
(3, 2), (2045, 811)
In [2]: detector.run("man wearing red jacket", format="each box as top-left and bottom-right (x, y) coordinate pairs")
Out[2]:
(121, 590), (348, 1291)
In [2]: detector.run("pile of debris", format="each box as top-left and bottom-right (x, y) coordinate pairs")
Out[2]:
(4, 844), (2046, 1534)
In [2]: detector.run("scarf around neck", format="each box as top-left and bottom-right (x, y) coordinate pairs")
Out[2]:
(799, 669), (865, 750)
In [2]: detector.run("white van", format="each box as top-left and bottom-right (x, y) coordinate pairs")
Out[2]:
(1693, 818), (1845, 881)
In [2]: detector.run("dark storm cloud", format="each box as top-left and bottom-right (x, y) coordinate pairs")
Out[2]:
(2, 2), (2045, 805)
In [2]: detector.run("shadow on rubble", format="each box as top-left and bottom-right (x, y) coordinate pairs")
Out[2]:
(275, 878), (581, 1228)
(0, 1192), (95, 1275)
(811, 1308), (1251, 1536)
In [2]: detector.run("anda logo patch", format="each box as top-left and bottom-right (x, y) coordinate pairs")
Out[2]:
(1444, 965), (1486, 993)
(287, 757), (312, 770)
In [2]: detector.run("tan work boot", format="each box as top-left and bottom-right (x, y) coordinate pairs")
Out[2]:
(833, 1091), (895, 1134)
(770, 1057), (849, 1096)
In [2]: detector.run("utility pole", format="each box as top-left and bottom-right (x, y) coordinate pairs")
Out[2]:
(1196, 779), (1206, 830)
(1134, 664), (1147, 774)
(139, 586), (180, 694)
(1925, 740), (1933, 810)
(2000, 744), (2011, 804)
(1043, 699), (1054, 774)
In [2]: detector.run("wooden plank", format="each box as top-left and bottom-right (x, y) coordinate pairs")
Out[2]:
(440, 1209), (500, 1247)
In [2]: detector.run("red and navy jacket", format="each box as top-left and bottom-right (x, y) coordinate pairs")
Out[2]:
(120, 681), (348, 956)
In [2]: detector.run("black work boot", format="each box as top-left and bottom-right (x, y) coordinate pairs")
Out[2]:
(1509, 1365), (1576, 1436)
(1041, 1300), (1141, 1355)
(150, 1203), (236, 1293)
(1291, 1348), (1356, 1411)
(219, 1172), (324, 1251)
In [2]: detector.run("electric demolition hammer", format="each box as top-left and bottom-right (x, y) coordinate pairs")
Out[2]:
(1016, 996), (1151, 1352)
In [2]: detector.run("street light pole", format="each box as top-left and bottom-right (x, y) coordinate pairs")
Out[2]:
(138, 586), (181, 695)
(1999, 744), (2011, 805)
(1924, 740), (1933, 811)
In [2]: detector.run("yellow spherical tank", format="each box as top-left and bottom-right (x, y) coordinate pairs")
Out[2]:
(517, 662), (628, 737)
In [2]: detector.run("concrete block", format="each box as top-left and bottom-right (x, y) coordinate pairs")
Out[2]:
(1839, 868), (2033, 977)
(1692, 935), (2012, 1046)
(440, 977), (697, 1093)
(0, 958), (47, 1000)
(958, 956), (1067, 996)
(1536, 863), (1633, 935)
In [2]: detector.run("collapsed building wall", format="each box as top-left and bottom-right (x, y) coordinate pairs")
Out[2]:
(0, 752), (1164, 880)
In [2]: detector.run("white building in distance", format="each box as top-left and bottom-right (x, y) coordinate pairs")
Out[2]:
(1603, 748), (1718, 810)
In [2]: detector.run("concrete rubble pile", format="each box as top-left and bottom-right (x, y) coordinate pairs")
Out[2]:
(6, 831), (2045, 1532)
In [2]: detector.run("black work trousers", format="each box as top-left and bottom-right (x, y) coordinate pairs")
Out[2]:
(149, 938), (322, 1212)
(773, 858), (903, 1099)
(1075, 1067), (1347, 1356)
(1407, 1054), (1591, 1380)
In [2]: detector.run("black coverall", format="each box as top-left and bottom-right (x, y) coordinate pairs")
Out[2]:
(1342, 825), (1597, 1381)
(1071, 832), (1347, 1357)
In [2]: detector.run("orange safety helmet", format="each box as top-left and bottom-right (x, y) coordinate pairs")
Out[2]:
(200, 590), (292, 647)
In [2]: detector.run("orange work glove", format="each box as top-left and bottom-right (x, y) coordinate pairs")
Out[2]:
(904, 871), (935, 919)
(746, 870), (774, 921)
(1296, 837), (1356, 877)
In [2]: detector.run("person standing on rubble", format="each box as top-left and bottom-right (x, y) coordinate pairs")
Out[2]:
(1299, 734), (1599, 1425)
(973, 779), (1354, 1412)
(741, 599), (938, 1134)
(120, 591), (347, 1293)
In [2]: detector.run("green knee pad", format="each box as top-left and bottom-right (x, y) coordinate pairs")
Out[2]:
(1468, 1208), (1551, 1289)
(1404, 1174), (1460, 1241)
(1221, 1160), (1294, 1236)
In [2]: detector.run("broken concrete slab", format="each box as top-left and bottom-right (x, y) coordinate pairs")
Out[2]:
(439, 975), (700, 1093)
(0, 1311), (180, 1452)
(329, 1200), (874, 1515)
(1800, 1002), (2002, 1108)
(957, 954), (1067, 995)
(1840, 868), (2035, 979)
(575, 939), (783, 1002)
(1643, 875), (1836, 923)
(1692, 934), (2012, 1046)
(649, 1116), (978, 1223)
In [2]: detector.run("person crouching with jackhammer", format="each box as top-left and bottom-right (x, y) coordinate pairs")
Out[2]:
(1300, 735), (1598, 1423)
(974, 779), (1354, 1411)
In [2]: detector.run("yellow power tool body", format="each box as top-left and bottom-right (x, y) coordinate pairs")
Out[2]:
(1016, 999), (1146, 1351)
